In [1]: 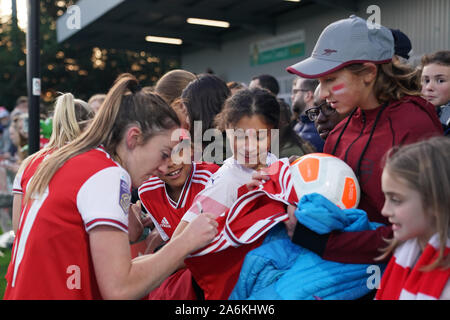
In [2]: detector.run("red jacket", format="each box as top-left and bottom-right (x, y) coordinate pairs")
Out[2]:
(293, 96), (443, 264)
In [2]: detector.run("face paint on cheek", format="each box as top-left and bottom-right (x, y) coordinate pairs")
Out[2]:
(331, 83), (347, 95)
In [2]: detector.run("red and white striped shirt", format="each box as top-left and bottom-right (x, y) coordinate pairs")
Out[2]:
(184, 158), (299, 299)
(138, 162), (219, 241)
(182, 153), (279, 223)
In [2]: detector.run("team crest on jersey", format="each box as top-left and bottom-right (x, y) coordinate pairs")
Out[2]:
(119, 178), (131, 215)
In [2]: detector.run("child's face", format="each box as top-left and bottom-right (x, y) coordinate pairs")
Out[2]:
(318, 68), (372, 114)
(157, 143), (192, 190)
(228, 115), (273, 170)
(381, 169), (436, 247)
(421, 63), (450, 107)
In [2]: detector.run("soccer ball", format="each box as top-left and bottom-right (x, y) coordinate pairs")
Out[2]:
(289, 153), (360, 209)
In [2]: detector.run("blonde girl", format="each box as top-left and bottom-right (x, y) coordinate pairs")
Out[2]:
(11, 93), (95, 233)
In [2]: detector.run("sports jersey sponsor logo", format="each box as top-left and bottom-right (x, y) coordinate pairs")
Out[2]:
(160, 217), (172, 229)
(119, 178), (131, 215)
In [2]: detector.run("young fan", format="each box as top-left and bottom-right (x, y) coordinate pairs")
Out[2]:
(137, 136), (219, 300)
(171, 87), (281, 299)
(376, 137), (450, 300)
(420, 50), (450, 135)
(175, 87), (280, 227)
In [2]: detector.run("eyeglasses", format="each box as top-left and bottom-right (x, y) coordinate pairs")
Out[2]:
(305, 101), (336, 121)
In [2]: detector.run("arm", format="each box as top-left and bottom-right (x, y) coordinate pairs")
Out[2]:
(172, 174), (232, 238)
(11, 168), (24, 234)
(292, 222), (393, 264)
(89, 213), (217, 300)
(172, 220), (188, 240)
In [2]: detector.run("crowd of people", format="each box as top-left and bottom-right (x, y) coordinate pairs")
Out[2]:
(1, 14), (449, 300)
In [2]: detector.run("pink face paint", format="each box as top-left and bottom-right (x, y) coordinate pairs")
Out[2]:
(331, 83), (346, 95)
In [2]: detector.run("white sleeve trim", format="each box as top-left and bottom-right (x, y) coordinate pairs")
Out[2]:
(77, 166), (130, 233)
(12, 170), (23, 194)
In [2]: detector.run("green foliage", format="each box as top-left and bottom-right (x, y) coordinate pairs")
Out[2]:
(0, 0), (179, 112)
(0, 247), (11, 299)
(0, 14), (27, 110)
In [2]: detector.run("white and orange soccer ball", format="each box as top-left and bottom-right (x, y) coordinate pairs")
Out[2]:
(289, 153), (360, 209)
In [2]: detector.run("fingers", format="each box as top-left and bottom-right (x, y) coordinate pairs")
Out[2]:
(251, 171), (270, 181)
(285, 205), (298, 240)
(247, 170), (271, 191)
(203, 213), (218, 229)
(246, 180), (262, 191)
(141, 216), (153, 228)
(130, 201), (152, 227)
(289, 155), (300, 164)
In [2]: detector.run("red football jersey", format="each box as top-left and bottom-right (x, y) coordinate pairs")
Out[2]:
(184, 158), (299, 299)
(12, 151), (50, 196)
(138, 162), (219, 241)
(4, 147), (131, 300)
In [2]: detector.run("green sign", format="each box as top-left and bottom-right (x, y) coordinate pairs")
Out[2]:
(250, 30), (305, 66)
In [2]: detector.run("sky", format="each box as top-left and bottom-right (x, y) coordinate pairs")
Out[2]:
(0, 0), (28, 30)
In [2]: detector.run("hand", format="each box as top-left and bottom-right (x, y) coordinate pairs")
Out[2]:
(128, 201), (152, 243)
(289, 155), (300, 164)
(144, 229), (164, 254)
(246, 170), (271, 191)
(284, 205), (298, 239)
(178, 213), (218, 253)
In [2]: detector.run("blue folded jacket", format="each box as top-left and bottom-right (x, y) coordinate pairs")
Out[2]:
(229, 193), (385, 300)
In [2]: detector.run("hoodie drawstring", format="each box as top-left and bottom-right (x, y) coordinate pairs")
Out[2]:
(331, 103), (388, 179)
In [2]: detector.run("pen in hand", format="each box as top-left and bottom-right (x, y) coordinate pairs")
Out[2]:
(196, 201), (203, 214)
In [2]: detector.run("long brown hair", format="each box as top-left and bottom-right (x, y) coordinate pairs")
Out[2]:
(346, 58), (421, 104)
(155, 69), (197, 105)
(376, 137), (450, 271)
(420, 50), (450, 68)
(25, 73), (180, 203)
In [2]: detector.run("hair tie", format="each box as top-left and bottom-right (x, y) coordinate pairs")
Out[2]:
(128, 81), (142, 94)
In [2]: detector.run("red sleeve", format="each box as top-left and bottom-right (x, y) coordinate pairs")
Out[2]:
(322, 225), (393, 264)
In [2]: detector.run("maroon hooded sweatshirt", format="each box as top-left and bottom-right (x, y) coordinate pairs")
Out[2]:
(292, 95), (443, 264)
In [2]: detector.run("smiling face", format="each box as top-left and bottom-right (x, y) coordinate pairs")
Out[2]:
(421, 63), (450, 107)
(157, 141), (192, 193)
(381, 168), (436, 247)
(228, 115), (273, 170)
